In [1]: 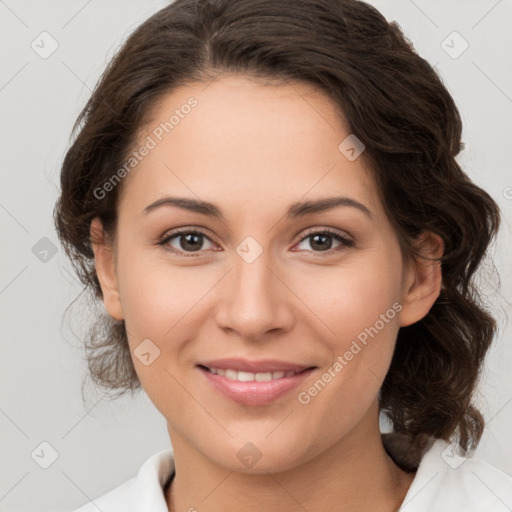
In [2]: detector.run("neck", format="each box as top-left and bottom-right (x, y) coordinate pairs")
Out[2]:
(165, 408), (415, 512)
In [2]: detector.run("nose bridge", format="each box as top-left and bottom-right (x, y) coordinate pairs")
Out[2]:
(215, 238), (292, 338)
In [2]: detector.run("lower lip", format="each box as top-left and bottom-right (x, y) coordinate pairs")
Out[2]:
(198, 366), (316, 406)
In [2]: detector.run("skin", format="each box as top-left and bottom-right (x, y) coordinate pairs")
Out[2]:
(91, 74), (443, 512)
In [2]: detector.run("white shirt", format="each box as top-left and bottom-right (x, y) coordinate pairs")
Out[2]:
(72, 437), (512, 511)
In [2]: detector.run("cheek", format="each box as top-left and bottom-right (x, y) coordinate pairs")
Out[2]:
(295, 265), (402, 430)
(295, 251), (403, 404)
(116, 246), (195, 327)
(115, 249), (221, 377)
(114, 252), (200, 408)
(301, 254), (403, 343)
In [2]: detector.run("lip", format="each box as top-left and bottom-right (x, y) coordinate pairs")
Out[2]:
(197, 359), (316, 406)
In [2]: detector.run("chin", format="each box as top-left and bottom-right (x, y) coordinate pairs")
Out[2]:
(207, 435), (310, 475)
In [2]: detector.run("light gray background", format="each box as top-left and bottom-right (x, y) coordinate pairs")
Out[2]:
(1, 1), (511, 510)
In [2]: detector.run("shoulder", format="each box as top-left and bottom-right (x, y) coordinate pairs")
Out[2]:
(71, 448), (175, 512)
(400, 438), (512, 512)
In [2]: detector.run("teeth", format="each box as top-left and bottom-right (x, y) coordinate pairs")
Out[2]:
(225, 369), (238, 380)
(255, 372), (273, 381)
(208, 367), (297, 381)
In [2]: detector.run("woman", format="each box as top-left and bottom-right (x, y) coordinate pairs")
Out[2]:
(54, 0), (512, 510)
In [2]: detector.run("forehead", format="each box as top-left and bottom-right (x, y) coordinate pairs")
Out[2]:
(118, 74), (381, 220)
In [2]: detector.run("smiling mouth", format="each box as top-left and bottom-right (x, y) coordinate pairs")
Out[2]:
(199, 365), (312, 382)
(197, 363), (317, 406)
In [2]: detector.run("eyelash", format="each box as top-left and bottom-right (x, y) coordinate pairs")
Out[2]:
(157, 227), (354, 258)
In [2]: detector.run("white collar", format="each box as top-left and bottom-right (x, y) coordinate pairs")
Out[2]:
(103, 436), (511, 511)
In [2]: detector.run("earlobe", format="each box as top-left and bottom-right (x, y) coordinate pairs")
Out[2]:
(399, 232), (444, 327)
(90, 217), (124, 321)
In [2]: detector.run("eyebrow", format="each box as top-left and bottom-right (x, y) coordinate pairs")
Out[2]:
(143, 195), (373, 219)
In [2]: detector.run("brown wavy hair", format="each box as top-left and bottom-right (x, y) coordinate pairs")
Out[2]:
(54, 0), (500, 463)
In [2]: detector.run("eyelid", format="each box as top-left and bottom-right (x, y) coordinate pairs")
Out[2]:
(297, 226), (353, 244)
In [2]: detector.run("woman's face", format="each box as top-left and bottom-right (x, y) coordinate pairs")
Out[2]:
(93, 74), (438, 473)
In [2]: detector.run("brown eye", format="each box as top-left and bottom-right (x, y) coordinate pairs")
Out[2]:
(294, 229), (354, 253)
(159, 229), (217, 256)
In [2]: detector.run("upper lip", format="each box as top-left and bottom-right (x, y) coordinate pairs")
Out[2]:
(198, 358), (315, 373)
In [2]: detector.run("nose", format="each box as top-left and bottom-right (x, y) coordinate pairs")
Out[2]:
(214, 247), (294, 341)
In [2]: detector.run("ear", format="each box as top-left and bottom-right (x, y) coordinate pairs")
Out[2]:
(90, 217), (124, 321)
(399, 231), (444, 327)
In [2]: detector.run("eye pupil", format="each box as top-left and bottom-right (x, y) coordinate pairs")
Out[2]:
(310, 233), (332, 251)
(180, 233), (203, 251)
